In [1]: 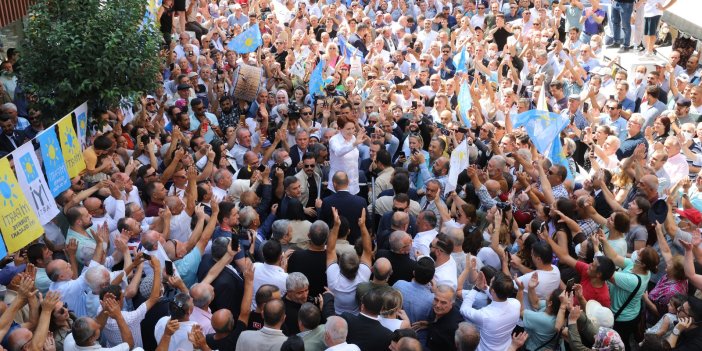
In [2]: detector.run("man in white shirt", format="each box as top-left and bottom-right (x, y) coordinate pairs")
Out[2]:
(253, 240), (289, 309)
(460, 273), (521, 351)
(154, 292), (197, 351)
(663, 136), (690, 186)
(428, 233), (457, 290)
(416, 19), (438, 52)
(516, 241), (561, 311)
(211, 169), (233, 202)
(324, 316), (360, 351)
(411, 211), (438, 260)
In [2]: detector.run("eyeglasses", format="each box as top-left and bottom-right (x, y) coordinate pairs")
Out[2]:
(365, 106), (375, 109)
(442, 51), (450, 54)
(607, 105), (618, 109)
(392, 207), (407, 212)
(303, 164), (316, 168)
(382, 100), (390, 104)
(147, 102), (156, 106)
(368, 120), (378, 124)
(302, 111), (313, 115)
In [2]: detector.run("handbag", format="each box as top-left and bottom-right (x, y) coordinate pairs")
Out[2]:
(613, 274), (642, 321)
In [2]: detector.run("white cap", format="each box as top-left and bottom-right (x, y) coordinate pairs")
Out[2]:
(586, 300), (614, 329)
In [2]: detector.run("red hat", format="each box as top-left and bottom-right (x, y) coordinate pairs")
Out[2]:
(676, 208), (702, 226)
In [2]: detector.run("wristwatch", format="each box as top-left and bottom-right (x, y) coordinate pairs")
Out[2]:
(673, 328), (681, 336)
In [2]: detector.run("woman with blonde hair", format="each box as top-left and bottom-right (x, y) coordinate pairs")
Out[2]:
(378, 289), (411, 331)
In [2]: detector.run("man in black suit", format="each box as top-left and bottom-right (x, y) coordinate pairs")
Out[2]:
(341, 287), (393, 351)
(320, 171), (368, 245)
(348, 23), (370, 58)
(0, 112), (21, 157)
(197, 237), (245, 319)
(289, 130), (310, 171)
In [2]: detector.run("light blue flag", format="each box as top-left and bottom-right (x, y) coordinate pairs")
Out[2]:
(457, 81), (472, 128)
(453, 47), (467, 73)
(227, 23), (262, 54)
(36, 128), (71, 197)
(338, 35), (365, 64)
(512, 109), (570, 154)
(308, 60), (326, 103)
(548, 137), (574, 181)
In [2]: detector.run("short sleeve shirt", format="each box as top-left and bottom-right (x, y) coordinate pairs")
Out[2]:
(327, 263), (371, 315)
(575, 261), (611, 307)
(523, 302), (558, 351)
(608, 258), (650, 322)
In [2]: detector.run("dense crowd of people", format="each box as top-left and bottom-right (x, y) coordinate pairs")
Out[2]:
(2, 0), (702, 350)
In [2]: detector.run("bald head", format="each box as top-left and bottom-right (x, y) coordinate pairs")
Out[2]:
(641, 174), (659, 195)
(190, 283), (215, 308)
(332, 171), (350, 190)
(83, 197), (101, 212)
(391, 211), (409, 231)
(324, 316), (348, 346)
(372, 257), (393, 282)
(211, 309), (234, 333)
(485, 180), (501, 195)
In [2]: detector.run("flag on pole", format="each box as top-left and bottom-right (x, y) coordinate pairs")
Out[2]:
(453, 46), (467, 73)
(513, 83), (573, 180)
(308, 60), (326, 103)
(227, 23), (263, 54)
(446, 139), (470, 195)
(457, 80), (472, 128)
(338, 35), (365, 64)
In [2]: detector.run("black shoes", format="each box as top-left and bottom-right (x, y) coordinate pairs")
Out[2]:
(617, 46), (632, 53)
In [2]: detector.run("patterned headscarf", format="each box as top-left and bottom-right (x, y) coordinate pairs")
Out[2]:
(592, 327), (625, 351)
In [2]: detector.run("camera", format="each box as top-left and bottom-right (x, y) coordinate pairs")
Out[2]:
(287, 101), (301, 120)
(495, 202), (512, 211)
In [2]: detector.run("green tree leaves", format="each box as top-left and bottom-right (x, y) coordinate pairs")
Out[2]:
(20, 0), (161, 113)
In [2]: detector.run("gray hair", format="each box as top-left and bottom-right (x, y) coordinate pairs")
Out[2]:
(72, 317), (97, 346)
(324, 316), (348, 344)
(271, 220), (291, 241)
(629, 113), (645, 126)
(491, 154), (506, 169)
(455, 322), (481, 351)
(286, 272), (309, 291)
(295, 129), (309, 138)
(190, 283), (214, 308)
(435, 284), (456, 302)
(85, 266), (110, 294)
(308, 220), (330, 246)
(239, 206), (258, 228)
(0, 103), (17, 113)
(272, 148), (288, 163)
(212, 169), (231, 185)
(389, 231), (409, 252)
(446, 227), (464, 247)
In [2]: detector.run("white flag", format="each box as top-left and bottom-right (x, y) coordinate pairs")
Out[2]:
(446, 139), (470, 195)
(12, 143), (60, 225)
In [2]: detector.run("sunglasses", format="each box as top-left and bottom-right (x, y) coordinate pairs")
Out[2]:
(303, 164), (316, 168)
(302, 111), (313, 115)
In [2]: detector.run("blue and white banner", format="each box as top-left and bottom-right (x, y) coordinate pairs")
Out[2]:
(36, 128), (71, 197)
(11, 143), (60, 225)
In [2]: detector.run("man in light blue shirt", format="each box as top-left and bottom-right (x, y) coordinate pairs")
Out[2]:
(189, 98), (221, 143)
(640, 85), (667, 129)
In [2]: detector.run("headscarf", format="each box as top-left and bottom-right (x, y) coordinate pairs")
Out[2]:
(592, 327), (625, 351)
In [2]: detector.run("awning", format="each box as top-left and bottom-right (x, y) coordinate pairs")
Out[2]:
(662, 0), (702, 40)
(0, 0), (32, 28)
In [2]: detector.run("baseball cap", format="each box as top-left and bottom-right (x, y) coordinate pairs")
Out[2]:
(676, 97), (692, 107)
(568, 94), (580, 100)
(187, 71), (199, 78)
(676, 208), (702, 226)
(677, 73), (691, 83)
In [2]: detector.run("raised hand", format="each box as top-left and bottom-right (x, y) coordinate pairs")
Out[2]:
(357, 208), (366, 227)
(164, 318), (180, 336)
(41, 291), (61, 311)
(510, 331), (529, 350)
(66, 238), (78, 257)
(528, 272), (539, 289)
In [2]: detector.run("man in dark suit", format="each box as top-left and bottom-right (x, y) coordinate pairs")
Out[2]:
(289, 130), (310, 170)
(320, 171), (368, 245)
(197, 237), (245, 319)
(348, 23), (370, 58)
(341, 287), (392, 350)
(0, 113), (21, 157)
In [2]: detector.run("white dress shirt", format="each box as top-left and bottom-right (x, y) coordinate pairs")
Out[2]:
(664, 153), (690, 187)
(212, 186), (228, 203)
(328, 133), (360, 194)
(411, 229), (438, 260)
(460, 289), (521, 351)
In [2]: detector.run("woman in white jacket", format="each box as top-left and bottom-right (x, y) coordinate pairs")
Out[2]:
(328, 117), (368, 194)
